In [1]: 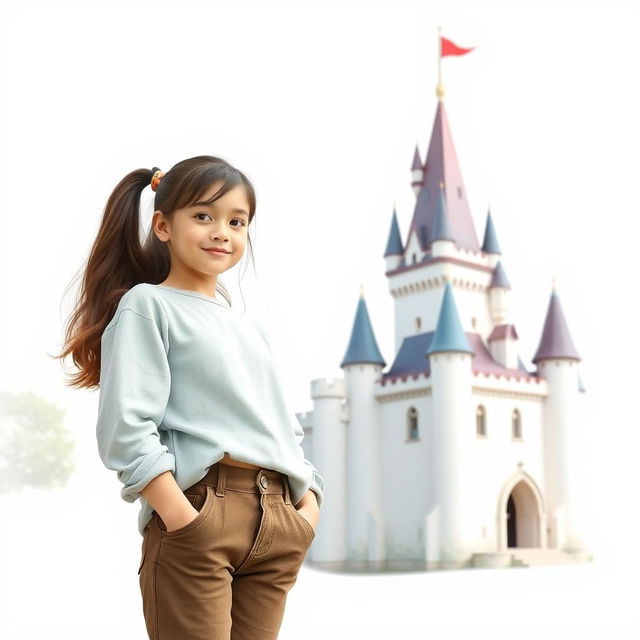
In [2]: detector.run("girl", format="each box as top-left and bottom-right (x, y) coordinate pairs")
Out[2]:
(59, 155), (325, 640)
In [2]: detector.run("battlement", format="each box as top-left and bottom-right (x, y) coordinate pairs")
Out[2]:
(310, 377), (346, 399)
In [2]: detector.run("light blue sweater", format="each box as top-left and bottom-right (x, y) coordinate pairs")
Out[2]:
(96, 283), (325, 536)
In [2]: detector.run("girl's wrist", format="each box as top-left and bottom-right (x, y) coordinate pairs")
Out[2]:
(295, 489), (319, 510)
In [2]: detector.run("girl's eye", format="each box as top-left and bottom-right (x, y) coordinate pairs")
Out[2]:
(195, 213), (246, 227)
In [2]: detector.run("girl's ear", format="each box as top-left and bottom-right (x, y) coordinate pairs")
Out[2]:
(152, 210), (170, 240)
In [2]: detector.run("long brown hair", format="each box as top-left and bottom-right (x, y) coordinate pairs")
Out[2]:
(54, 155), (257, 391)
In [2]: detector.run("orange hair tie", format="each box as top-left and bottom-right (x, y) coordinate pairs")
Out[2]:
(150, 168), (165, 192)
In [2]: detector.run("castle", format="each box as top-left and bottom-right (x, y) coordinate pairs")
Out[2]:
(296, 76), (593, 572)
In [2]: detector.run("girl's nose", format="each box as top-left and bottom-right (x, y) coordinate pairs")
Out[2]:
(210, 227), (229, 240)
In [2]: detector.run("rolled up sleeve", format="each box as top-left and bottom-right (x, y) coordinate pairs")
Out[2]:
(96, 307), (175, 503)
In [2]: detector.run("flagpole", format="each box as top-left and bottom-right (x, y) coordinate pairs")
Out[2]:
(437, 25), (442, 86)
(436, 25), (445, 100)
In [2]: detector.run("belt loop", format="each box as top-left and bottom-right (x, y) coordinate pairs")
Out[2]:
(283, 477), (291, 505)
(215, 463), (227, 497)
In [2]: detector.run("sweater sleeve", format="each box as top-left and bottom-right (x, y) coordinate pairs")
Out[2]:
(96, 306), (176, 503)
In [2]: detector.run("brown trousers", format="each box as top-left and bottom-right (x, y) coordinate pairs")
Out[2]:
(138, 461), (316, 640)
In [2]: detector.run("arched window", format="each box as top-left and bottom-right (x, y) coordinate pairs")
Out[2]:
(407, 407), (419, 441)
(412, 253), (417, 264)
(415, 317), (422, 332)
(512, 408), (522, 439)
(476, 404), (486, 436)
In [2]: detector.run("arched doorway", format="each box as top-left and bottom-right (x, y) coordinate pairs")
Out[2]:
(497, 471), (547, 550)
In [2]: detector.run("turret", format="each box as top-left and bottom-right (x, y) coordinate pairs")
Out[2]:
(411, 144), (424, 197)
(488, 260), (511, 324)
(383, 205), (404, 272)
(481, 207), (502, 268)
(341, 286), (386, 565)
(309, 376), (346, 563)
(532, 284), (588, 553)
(487, 259), (519, 369)
(425, 282), (476, 567)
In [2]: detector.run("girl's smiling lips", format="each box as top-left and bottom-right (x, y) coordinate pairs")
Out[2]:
(202, 247), (230, 254)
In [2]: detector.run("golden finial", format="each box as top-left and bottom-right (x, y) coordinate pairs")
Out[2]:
(439, 181), (444, 189)
(551, 276), (557, 292)
(360, 283), (365, 298)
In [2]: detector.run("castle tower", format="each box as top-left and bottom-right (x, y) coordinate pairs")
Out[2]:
(340, 287), (386, 566)
(309, 375), (346, 565)
(425, 281), (475, 567)
(532, 285), (588, 553)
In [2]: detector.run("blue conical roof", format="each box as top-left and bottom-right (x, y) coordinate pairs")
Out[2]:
(490, 260), (511, 289)
(384, 207), (403, 257)
(428, 184), (454, 244)
(341, 289), (386, 367)
(482, 208), (502, 254)
(426, 282), (474, 356)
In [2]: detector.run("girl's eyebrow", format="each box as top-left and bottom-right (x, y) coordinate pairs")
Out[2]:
(193, 202), (249, 217)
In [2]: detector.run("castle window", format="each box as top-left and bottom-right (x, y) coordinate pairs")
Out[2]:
(457, 186), (463, 199)
(412, 253), (417, 264)
(415, 317), (422, 332)
(471, 316), (477, 329)
(407, 407), (419, 441)
(512, 408), (522, 440)
(476, 404), (486, 437)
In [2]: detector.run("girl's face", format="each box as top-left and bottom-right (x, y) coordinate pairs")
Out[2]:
(153, 180), (250, 290)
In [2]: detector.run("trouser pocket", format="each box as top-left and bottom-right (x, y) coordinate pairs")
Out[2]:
(286, 501), (316, 543)
(156, 484), (215, 538)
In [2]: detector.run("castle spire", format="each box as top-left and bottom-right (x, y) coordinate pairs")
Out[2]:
(408, 100), (479, 252)
(489, 260), (511, 289)
(532, 285), (580, 364)
(411, 145), (424, 195)
(412, 29), (478, 252)
(426, 282), (474, 356)
(482, 207), (502, 254)
(341, 291), (386, 367)
(383, 205), (403, 257)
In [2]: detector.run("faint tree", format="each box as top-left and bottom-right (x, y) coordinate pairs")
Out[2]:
(0, 390), (75, 493)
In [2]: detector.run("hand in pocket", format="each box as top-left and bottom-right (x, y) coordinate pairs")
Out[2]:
(296, 503), (319, 532)
(164, 505), (200, 533)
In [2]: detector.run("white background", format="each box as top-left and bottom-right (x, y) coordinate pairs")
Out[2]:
(0, 0), (638, 637)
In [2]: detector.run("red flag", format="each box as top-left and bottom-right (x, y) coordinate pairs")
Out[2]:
(440, 36), (475, 57)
